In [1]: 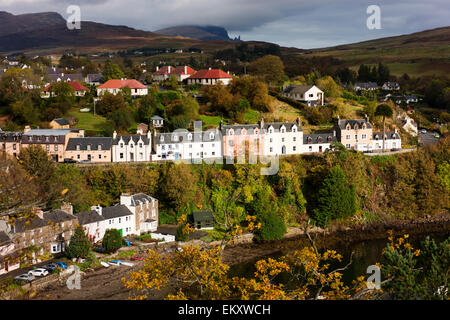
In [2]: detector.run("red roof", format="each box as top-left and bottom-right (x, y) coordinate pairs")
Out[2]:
(97, 79), (147, 90)
(153, 66), (174, 75)
(172, 66), (196, 75)
(44, 81), (88, 92)
(188, 69), (232, 79)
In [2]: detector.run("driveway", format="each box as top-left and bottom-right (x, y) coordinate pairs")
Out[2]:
(418, 131), (440, 146)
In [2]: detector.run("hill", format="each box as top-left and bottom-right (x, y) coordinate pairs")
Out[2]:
(305, 26), (450, 77)
(155, 25), (235, 41)
(0, 11), (66, 37)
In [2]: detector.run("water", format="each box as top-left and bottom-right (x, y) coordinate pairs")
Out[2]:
(229, 232), (449, 287)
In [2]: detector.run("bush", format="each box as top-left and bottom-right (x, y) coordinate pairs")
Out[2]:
(65, 226), (92, 259)
(102, 229), (123, 253)
(254, 211), (286, 241)
(176, 224), (189, 242)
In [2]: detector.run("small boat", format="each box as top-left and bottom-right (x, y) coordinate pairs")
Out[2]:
(100, 262), (110, 268)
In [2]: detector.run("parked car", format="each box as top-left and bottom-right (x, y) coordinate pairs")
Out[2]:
(434, 134), (440, 138)
(14, 273), (35, 283)
(28, 268), (49, 277)
(79, 160), (92, 164)
(55, 261), (68, 269)
(421, 129), (427, 134)
(43, 262), (59, 272)
(63, 158), (77, 163)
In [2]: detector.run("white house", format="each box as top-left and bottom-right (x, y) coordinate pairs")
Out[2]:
(261, 120), (304, 156)
(281, 85), (324, 106)
(97, 79), (148, 96)
(112, 131), (152, 162)
(186, 68), (233, 86)
(153, 128), (222, 162)
(301, 133), (337, 153)
(372, 129), (402, 151)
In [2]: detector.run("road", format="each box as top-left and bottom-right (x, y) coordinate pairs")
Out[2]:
(418, 130), (441, 146)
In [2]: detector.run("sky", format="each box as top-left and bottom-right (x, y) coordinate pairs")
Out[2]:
(1, 0), (449, 49)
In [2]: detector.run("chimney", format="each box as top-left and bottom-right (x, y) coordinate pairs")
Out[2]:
(208, 67), (212, 70)
(334, 116), (340, 126)
(113, 130), (117, 139)
(24, 125), (31, 133)
(219, 120), (223, 130)
(156, 66), (159, 71)
(296, 117), (301, 126)
(91, 205), (102, 216)
(168, 66), (171, 73)
(33, 208), (44, 220)
(147, 129), (152, 141)
(184, 66), (187, 74)
(61, 202), (73, 215)
(258, 118), (265, 129)
(364, 114), (369, 123)
(120, 193), (132, 206)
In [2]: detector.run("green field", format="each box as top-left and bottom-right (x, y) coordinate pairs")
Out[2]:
(68, 108), (109, 135)
(198, 114), (224, 128)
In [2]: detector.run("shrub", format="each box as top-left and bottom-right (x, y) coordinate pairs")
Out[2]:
(65, 226), (92, 259)
(102, 229), (123, 253)
(254, 211), (286, 241)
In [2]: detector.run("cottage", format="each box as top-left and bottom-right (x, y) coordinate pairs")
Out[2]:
(302, 133), (337, 153)
(334, 116), (373, 152)
(112, 131), (152, 162)
(187, 68), (232, 86)
(354, 82), (379, 91)
(281, 85), (324, 106)
(372, 129), (402, 151)
(382, 82), (400, 91)
(97, 79), (148, 96)
(151, 115), (164, 128)
(152, 66), (174, 81)
(191, 211), (215, 230)
(0, 132), (22, 158)
(49, 118), (70, 129)
(42, 81), (88, 98)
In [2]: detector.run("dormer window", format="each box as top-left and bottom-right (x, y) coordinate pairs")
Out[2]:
(188, 133), (192, 140)
(292, 127), (296, 133)
(281, 128), (285, 133)
(87, 145), (91, 151)
(173, 135), (178, 142)
(76, 145), (80, 151)
(228, 129), (234, 136)
(346, 124), (351, 130)
(98, 145), (102, 150)
(209, 133), (215, 140)
(317, 137), (323, 143)
(307, 137), (312, 144)
(327, 136), (332, 142)
(160, 136), (164, 142)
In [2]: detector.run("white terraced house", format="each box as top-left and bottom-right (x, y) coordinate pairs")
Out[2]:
(112, 131), (152, 162)
(152, 127), (222, 162)
(372, 129), (402, 151)
(281, 85), (324, 106)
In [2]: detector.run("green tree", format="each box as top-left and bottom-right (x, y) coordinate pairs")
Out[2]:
(375, 104), (393, 153)
(101, 60), (126, 82)
(254, 211), (286, 241)
(102, 229), (123, 253)
(66, 226), (92, 259)
(96, 93), (128, 116)
(312, 165), (357, 227)
(248, 55), (285, 85)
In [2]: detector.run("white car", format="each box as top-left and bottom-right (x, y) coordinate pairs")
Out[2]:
(14, 273), (35, 283)
(28, 268), (49, 277)
(421, 129), (427, 134)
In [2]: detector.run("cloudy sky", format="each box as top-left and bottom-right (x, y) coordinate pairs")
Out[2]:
(1, 0), (449, 48)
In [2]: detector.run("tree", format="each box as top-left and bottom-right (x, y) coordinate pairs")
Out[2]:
(66, 226), (92, 259)
(375, 104), (393, 153)
(96, 93), (128, 116)
(316, 76), (342, 98)
(101, 60), (126, 82)
(312, 166), (357, 227)
(102, 229), (123, 253)
(248, 55), (285, 85)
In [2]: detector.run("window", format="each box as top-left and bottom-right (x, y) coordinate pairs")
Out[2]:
(98, 154), (102, 159)
(139, 143), (143, 148)
(293, 137), (296, 142)
(119, 218), (121, 223)
(77, 154), (80, 160)
(282, 138), (285, 142)
(98, 145), (102, 150)
(355, 135), (358, 140)
(346, 135), (350, 140)
(54, 145), (58, 151)
(346, 144), (351, 149)
(293, 146), (296, 151)
(270, 138), (273, 143)
(120, 143), (124, 148)
(212, 152), (215, 156)
(270, 147), (273, 152)
(87, 145), (91, 151)
(362, 134), (367, 139)
(46, 145), (50, 151)
(120, 153), (124, 159)
(309, 146), (312, 151)
(76, 145), (80, 151)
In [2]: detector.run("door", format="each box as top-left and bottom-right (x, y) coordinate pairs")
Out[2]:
(130, 153), (134, 161)
(282, 146), (286, 155)
(88, 154), (91, 161)
(319, 146), (323, 153)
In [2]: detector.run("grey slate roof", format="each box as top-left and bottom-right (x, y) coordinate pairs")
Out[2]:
(355, 82), (378, 89)
(151, 115), (164, 120)
(66, 137), (113, 151)
(129, 193), (157, 206)
(336, 119), (372, 130)
(221, 122), (302, 135)
(113, 135), (150, 145)
(43, 210), (76, 224)
(373, 132), (401, 140)
(0, 231), (11, 245)
(13, 216), (47, 233)
(101, 205), (133, 219)
(53, 118), (69, 126)
(155, 130), (221, 145)
(282, 85), (316, 95)
(75, 210), (104, 225)
(0, 132), (23, 142)
(48, 73), (83, 83)
(303, 133), (337, 144)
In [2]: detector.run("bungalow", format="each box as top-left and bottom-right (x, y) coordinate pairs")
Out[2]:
(151, 115), (164, 128)
(171, 66), (196, 82)
(97, 79), (148, 97)
(42, 81), (88, 98)
(191, 210), (215, 230)
(152, 66), (174, 81)
(49, 118), (70, 129)
(281, 85), (324, 106)
(65, 137), (113, 163)
(354, 82), (378, 91)
(186, 68), (232, 86)
(382, 82), (400, 91)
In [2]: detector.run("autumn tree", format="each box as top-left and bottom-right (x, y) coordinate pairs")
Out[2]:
(249, 55), (285, 86)
(101, 60), (126, 82)
(96, 93), (128, 116)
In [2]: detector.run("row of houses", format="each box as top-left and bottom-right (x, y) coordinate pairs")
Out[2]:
(0, 116), (402, 163)
(354, 82), (401, 91)
(0, 193), (158, 275)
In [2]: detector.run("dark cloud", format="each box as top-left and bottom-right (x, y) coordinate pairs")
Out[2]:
(1, 0), (449, 48)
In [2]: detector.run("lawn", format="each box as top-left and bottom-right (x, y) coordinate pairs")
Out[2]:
(199, 114), (224, 128)
(68, 108), (109, 135)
